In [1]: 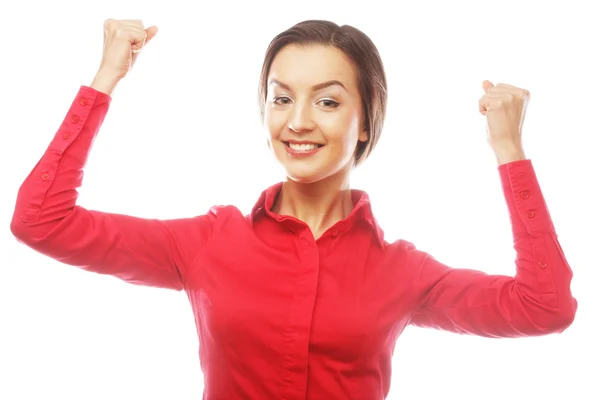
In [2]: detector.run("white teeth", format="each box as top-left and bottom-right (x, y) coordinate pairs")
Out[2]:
(289, 143), (319, 151)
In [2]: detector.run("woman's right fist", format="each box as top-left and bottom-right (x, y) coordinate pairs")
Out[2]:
(96, 19), (158, 82)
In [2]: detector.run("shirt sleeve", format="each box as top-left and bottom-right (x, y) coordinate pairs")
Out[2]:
(9, 85), (216, 290)
(408, 159), (577, 337)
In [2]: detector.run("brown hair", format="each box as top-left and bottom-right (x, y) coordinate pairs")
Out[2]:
(257, 20), (388, 166)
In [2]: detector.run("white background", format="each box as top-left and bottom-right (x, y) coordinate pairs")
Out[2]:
(1, 1), (598, 399)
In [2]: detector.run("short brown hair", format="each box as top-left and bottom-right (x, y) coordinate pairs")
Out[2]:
(257, 20), (388, 166)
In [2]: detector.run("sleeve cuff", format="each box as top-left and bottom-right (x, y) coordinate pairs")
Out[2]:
(498, 159), (556, 235)
(80, 85), (112, 104)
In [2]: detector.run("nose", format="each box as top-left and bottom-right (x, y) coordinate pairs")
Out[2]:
(288, 103), (316, 133)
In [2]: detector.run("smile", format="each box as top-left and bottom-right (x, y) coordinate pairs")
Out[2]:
(284, 142), (324, 157)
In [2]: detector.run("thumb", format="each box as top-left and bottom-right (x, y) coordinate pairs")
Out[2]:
(145, 26), (159, 43)
(482, 80), (494, 93)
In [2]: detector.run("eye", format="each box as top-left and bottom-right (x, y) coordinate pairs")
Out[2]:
(318, 99), (340, 108)
(273, 96), (292, 105)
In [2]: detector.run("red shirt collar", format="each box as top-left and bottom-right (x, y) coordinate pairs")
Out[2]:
(250, 182), (385, 248)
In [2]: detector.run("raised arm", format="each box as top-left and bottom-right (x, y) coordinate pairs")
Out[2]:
(408, 81), (577, 337)
(10, 20), (216, 290)
(409, 159), (577, 337)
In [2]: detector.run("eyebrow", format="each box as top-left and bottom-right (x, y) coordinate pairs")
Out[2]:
(268, 79), (348, 92)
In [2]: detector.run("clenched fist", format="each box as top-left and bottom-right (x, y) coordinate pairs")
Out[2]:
(479, 80), (529, 165)
(91, 19), (158, 95)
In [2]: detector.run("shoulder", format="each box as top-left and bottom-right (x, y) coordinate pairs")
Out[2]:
(383, 238), (430, 268)
(205, 204), (248, 223)
(384, 238), (419, 254)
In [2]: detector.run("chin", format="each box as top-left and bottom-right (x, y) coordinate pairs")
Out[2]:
(283, 168), (327, 184)
(281, 161), (350, 185)
(273, 147), (350, 185)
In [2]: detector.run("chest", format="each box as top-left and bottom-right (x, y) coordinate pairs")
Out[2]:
(185, 226), (417, 362)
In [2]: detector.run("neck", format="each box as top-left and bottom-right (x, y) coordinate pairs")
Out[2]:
(272, 169), (354, 239)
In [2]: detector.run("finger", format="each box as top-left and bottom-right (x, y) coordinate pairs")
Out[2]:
(145, 26), (159, 43)
(482, 80), (494, 93)
(478, 93), (502, 115)
(479, 96), (487, 115)
(104, 19), (143, 30)
(488, 84), (519, 94)
(489, 84), (529, 98)
(495, 83), (518, 89)
(120, 19), (145, 28)
(488, 87), (530, 102)
(127, 28), (148, 52)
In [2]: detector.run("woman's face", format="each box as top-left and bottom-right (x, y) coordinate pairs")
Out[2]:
(264, 44), (367, 184)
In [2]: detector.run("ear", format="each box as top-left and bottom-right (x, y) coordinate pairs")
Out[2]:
(358, 128), (368, 142)
(358, 117), (369, 142)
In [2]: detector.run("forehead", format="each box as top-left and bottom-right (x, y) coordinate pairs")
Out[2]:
(268, 44), (357, 90)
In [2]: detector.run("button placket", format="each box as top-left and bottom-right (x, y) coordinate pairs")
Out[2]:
(281, 232), (319, 399)
(518, 184), (536, 220)
(519, 185), (548, 271)
(64, 95), (89, 145)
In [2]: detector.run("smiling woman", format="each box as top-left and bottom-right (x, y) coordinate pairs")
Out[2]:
(265, 45), (367, 186)
(258, 21), (387, 168)
(9, 18), (577, 400)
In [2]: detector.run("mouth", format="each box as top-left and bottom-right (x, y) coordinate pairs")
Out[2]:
(284, 142), (323, 151)
(283, 141), (324, 157)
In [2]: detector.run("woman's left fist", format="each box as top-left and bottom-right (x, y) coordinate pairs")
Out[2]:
(479, 80), (529, 164)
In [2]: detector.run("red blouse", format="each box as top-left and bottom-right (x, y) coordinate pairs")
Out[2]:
(10, 85), (577, 399)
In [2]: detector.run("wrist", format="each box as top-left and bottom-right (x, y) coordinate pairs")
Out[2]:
(493, 144), (526, 165)
(90, 70), (121, 96)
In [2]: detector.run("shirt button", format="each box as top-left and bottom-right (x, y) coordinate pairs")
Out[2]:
(538, 261), (547, 269)
(63, 132), (71, 140)
(71, 115), (80, 124)
(41, 172), (50, 181)
(527, 210), (536, 218)
(79, 98), (88, 106)
(520, 190), (530, 199)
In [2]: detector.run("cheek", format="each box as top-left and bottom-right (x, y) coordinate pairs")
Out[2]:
(264, 110), (287, 140)
(321, 111), (361, 148)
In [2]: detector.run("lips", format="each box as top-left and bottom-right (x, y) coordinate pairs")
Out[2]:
(283, 141), (324, 157)
(286, 142), (321, 151)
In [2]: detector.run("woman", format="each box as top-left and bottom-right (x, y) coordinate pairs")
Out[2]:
(10, 19), (577, 399)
